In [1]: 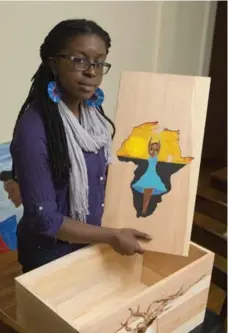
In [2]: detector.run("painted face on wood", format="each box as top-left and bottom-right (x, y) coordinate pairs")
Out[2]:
(148, 140), (160, 157)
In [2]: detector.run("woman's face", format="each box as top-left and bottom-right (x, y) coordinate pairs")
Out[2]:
(52, 34), (108, 101)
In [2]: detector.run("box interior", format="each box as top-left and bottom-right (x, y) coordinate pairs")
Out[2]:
(18, 244), (207, 330)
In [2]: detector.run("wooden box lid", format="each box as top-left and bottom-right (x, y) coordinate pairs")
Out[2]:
(102, 72), (211, 256)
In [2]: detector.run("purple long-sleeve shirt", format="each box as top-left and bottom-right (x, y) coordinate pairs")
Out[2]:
(11, 103), (107, 269)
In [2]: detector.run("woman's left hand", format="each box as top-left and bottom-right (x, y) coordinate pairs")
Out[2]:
(4, 180), (22, 207)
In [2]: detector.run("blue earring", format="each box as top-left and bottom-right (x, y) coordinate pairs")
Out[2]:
(47, 81), (61, 103)
(85, 88), (104, 107)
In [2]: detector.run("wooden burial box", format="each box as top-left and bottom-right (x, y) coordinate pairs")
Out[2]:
(15, 72), (213, 333)
(16, 243), (214, 333)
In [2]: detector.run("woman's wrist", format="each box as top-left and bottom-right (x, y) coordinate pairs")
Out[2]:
(103, 227), (117, 246)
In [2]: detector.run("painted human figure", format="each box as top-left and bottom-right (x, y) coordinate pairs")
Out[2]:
(132, 138), (167, 216)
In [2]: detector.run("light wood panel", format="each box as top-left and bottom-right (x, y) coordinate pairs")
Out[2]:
(102, 72), (211, 255)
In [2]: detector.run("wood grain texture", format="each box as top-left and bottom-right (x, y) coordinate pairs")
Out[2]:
(169, 311), (205, 333)
(16, 283), (77, 333)
(158, 289), (209, 333)
(102, 72), (211, 255)
(15, 242), (214, 333)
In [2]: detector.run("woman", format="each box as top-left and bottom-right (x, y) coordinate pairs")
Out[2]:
(132, 138), (167, 216)
(7, 19), (151, 273)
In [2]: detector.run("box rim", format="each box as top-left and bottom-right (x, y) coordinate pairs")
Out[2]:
(15, 243), (214, 331)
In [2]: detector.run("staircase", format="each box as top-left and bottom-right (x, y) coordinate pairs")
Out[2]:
(191, 163), (227, 318)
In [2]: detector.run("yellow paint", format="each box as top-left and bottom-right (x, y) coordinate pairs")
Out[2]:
(117, 122), (193, 164)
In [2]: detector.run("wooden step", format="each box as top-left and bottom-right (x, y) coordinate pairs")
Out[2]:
(196, 184), (227, 224)
(192, 213), (227, 309)
(208, 283), (226, 315)
(194, 212), (227, 279)
(193, 212), (227, 266)
(192, 214), (227, 259)
(0, 319), (18, 333)
(191, 223), (227, 259)
(214, 253), (227, 275)
(193, 213), (227, 259)
(195, 195), (227, 224)
(212, 266), (227, 291)
(194, 212), (227, 235)
(210, 168), (227, 194)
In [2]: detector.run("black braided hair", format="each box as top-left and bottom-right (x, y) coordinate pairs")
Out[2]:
(13, 19), (115, 186)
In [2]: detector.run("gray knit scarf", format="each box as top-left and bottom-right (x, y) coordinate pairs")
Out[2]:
(58, 100), (112, 222)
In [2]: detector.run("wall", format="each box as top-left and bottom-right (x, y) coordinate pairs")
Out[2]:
(154, 1), (217, 75)
(202, 1), (227, 162)
(0, 1), (159, 142)
(0, 1), (217, 143)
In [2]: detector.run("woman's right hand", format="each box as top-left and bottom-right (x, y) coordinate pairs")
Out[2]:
(108, 228), (152, 255)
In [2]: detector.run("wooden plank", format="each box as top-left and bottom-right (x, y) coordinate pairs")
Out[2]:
(142, 243), (208, 281)
(102, 72), (210, 256)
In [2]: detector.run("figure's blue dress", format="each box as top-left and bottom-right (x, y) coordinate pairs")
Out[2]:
(132, 156), (167, 195)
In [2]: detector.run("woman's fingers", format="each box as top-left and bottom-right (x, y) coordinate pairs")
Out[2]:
(133, 229), (152, 240)
(135, 243), (145, 254)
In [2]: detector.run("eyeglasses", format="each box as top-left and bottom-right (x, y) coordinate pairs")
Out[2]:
(56, 55), (111, 75)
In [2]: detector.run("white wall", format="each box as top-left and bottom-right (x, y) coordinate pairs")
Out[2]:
(0, 1), (216, 143)
(154, 1), (217, 75)
(0, 1), (160, 142)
